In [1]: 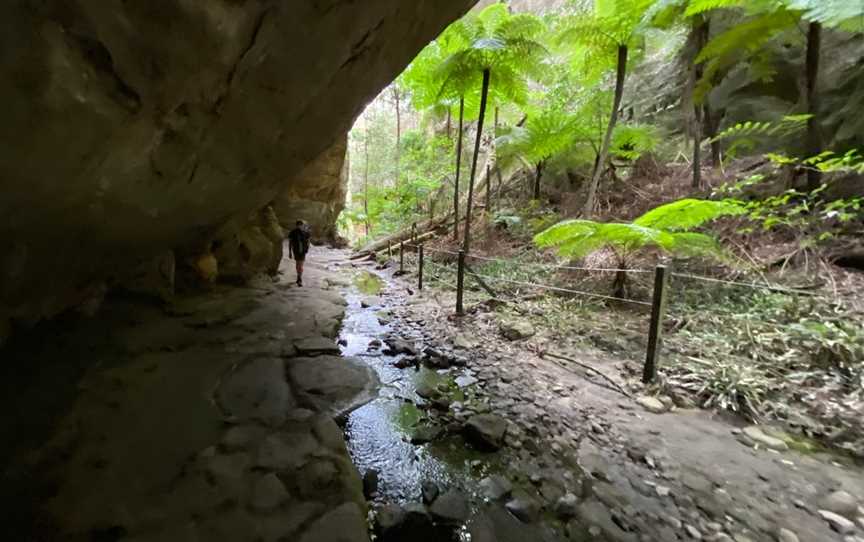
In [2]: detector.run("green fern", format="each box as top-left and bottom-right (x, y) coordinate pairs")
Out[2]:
(534, 198), (744, 261)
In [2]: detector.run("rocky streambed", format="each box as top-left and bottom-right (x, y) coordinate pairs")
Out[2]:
(336, 265), (577, 542)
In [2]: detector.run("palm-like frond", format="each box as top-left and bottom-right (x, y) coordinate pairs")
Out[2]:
(634, 198), (745, 230)
(534, 198), (744, 260)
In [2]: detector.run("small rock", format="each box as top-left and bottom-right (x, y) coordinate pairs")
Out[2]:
(821, 490), (859, 518)
(636, 396), (668, 414)
(479, 475), (513, 501)
(554, 493), (579, 520)
(777, 528), (799, 542)
(656, 485), (671, 497)
(454, 375), (478, 388)
(363, 469), (379, 499)
(410, 424), (442, 445)
(464, 414), (507, 451)
(684, 523), (703, 539)
(741, 426), (788, 451)
(429, 490), (469, 524)
(453, 333), (474, 349)
(421, 481), (439, 504)
(499, 320), (535, 341)
(505, 496), (540, 523)
(415, 382), (438, 400)
(250, 473), (289, 511)
(819, 509), (857, 534)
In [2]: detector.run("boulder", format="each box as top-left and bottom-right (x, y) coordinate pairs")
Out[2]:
(505, 496), (541, 523)
(499, 320), (536, 341)
(479, 475), (513, 502)
(819, 490), (859, 518)
(464, 414), (507, 451)
(429, 490), (470, 524)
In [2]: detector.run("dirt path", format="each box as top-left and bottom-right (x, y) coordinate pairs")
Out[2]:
(381, 269), (864, 542)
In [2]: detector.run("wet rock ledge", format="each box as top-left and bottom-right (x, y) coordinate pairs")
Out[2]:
(0, 251), (378, 541)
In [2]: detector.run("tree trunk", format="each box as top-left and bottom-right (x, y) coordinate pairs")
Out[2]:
(453, 97), (465, 241)
(485, 163), (491, 214)
(704, 103), (721, 166)
(533, 161), (544, 200)
(692, 16), (710, 188)
(584, 45), (628, 216)
(364, 119), (371, 236)
(692, 105), (703, 188)
(806, 21), (822, 191)
(463, 68), (491, 254)
(446, 109), (452, 139)
(393, 86), (401, 186)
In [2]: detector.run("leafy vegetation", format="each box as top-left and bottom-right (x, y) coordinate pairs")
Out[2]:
(534, 199), (744, 295)
(341, 0), (864, 452)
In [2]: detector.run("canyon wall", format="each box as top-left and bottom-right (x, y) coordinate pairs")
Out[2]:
(0, 0), (476, 344)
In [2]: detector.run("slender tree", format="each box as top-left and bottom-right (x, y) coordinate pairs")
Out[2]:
(559, 0), (656, 216)
(435, 4), (547, 249)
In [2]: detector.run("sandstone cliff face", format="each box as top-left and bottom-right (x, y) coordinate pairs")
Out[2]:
(0, 0), (475, 343)
(274, 134), (349, 244)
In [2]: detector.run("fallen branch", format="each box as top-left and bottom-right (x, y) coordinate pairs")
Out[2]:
(538, 350), (633, 398)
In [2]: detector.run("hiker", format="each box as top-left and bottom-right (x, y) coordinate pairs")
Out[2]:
(287, 220), (311, 286)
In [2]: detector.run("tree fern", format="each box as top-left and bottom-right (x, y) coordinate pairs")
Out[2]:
(534, 198), (744, 263)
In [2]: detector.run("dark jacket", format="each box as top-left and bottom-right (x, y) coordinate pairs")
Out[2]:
(288, 227), (311, 259)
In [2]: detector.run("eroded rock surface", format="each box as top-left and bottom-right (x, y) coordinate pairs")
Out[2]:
(0, 248), (377, 540)
(0, 0), (475, 343)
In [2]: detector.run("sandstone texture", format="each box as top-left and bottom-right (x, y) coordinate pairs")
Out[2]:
(1, 248), (379, 540)
(0, 0), (475, 344)
(274, 134), (350, 243)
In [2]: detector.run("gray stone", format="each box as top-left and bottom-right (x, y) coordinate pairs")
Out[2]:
(505, 496), (541, 523)
(410, 424), (443, 444)
(741, 426), (788, 451)
(819, 509), (857, 534)
(453, 333), (474, 349)
(220, 425), (265, 452)
(479, 475), (513, 502)
(777, 528), (799, 542)
(821, 490), (859, 518)
(464, 414), (507, 451)
(250, 473), (289, 511)
(429, 490), (470, 524)
(554, 493), (579, 520)
(422, 481), (440, 504)
(684, 524), (703, 539)
(288, 356), (379, 416)
(299, 502), (370, 542)
(294, 336), (341, 356)
(363, 469), (379, 499)
(216, 358), (296, 426)
(499, 320), (536, 341)
(636, 396), (667, 414)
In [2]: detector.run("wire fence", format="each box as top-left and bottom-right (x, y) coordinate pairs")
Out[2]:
(387, 239), (845, 383)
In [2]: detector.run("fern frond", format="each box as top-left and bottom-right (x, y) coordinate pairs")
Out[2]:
(634, 199), (745, 231)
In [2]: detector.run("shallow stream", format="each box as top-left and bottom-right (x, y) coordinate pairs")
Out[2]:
(340, 269), (486, 502)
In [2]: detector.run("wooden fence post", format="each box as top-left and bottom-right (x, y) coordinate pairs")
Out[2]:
(388, 241), (392, 257)
(456, 249), (466, 315)
(399, 241), (404, 274)
(643, 264), (669, 383)
(418, 244), (424, 291)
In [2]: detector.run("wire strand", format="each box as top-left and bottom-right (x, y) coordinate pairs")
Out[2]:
(465, 252), (652, 274)
(466, 272), (652, 306)
(671, 272), (823, 296)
